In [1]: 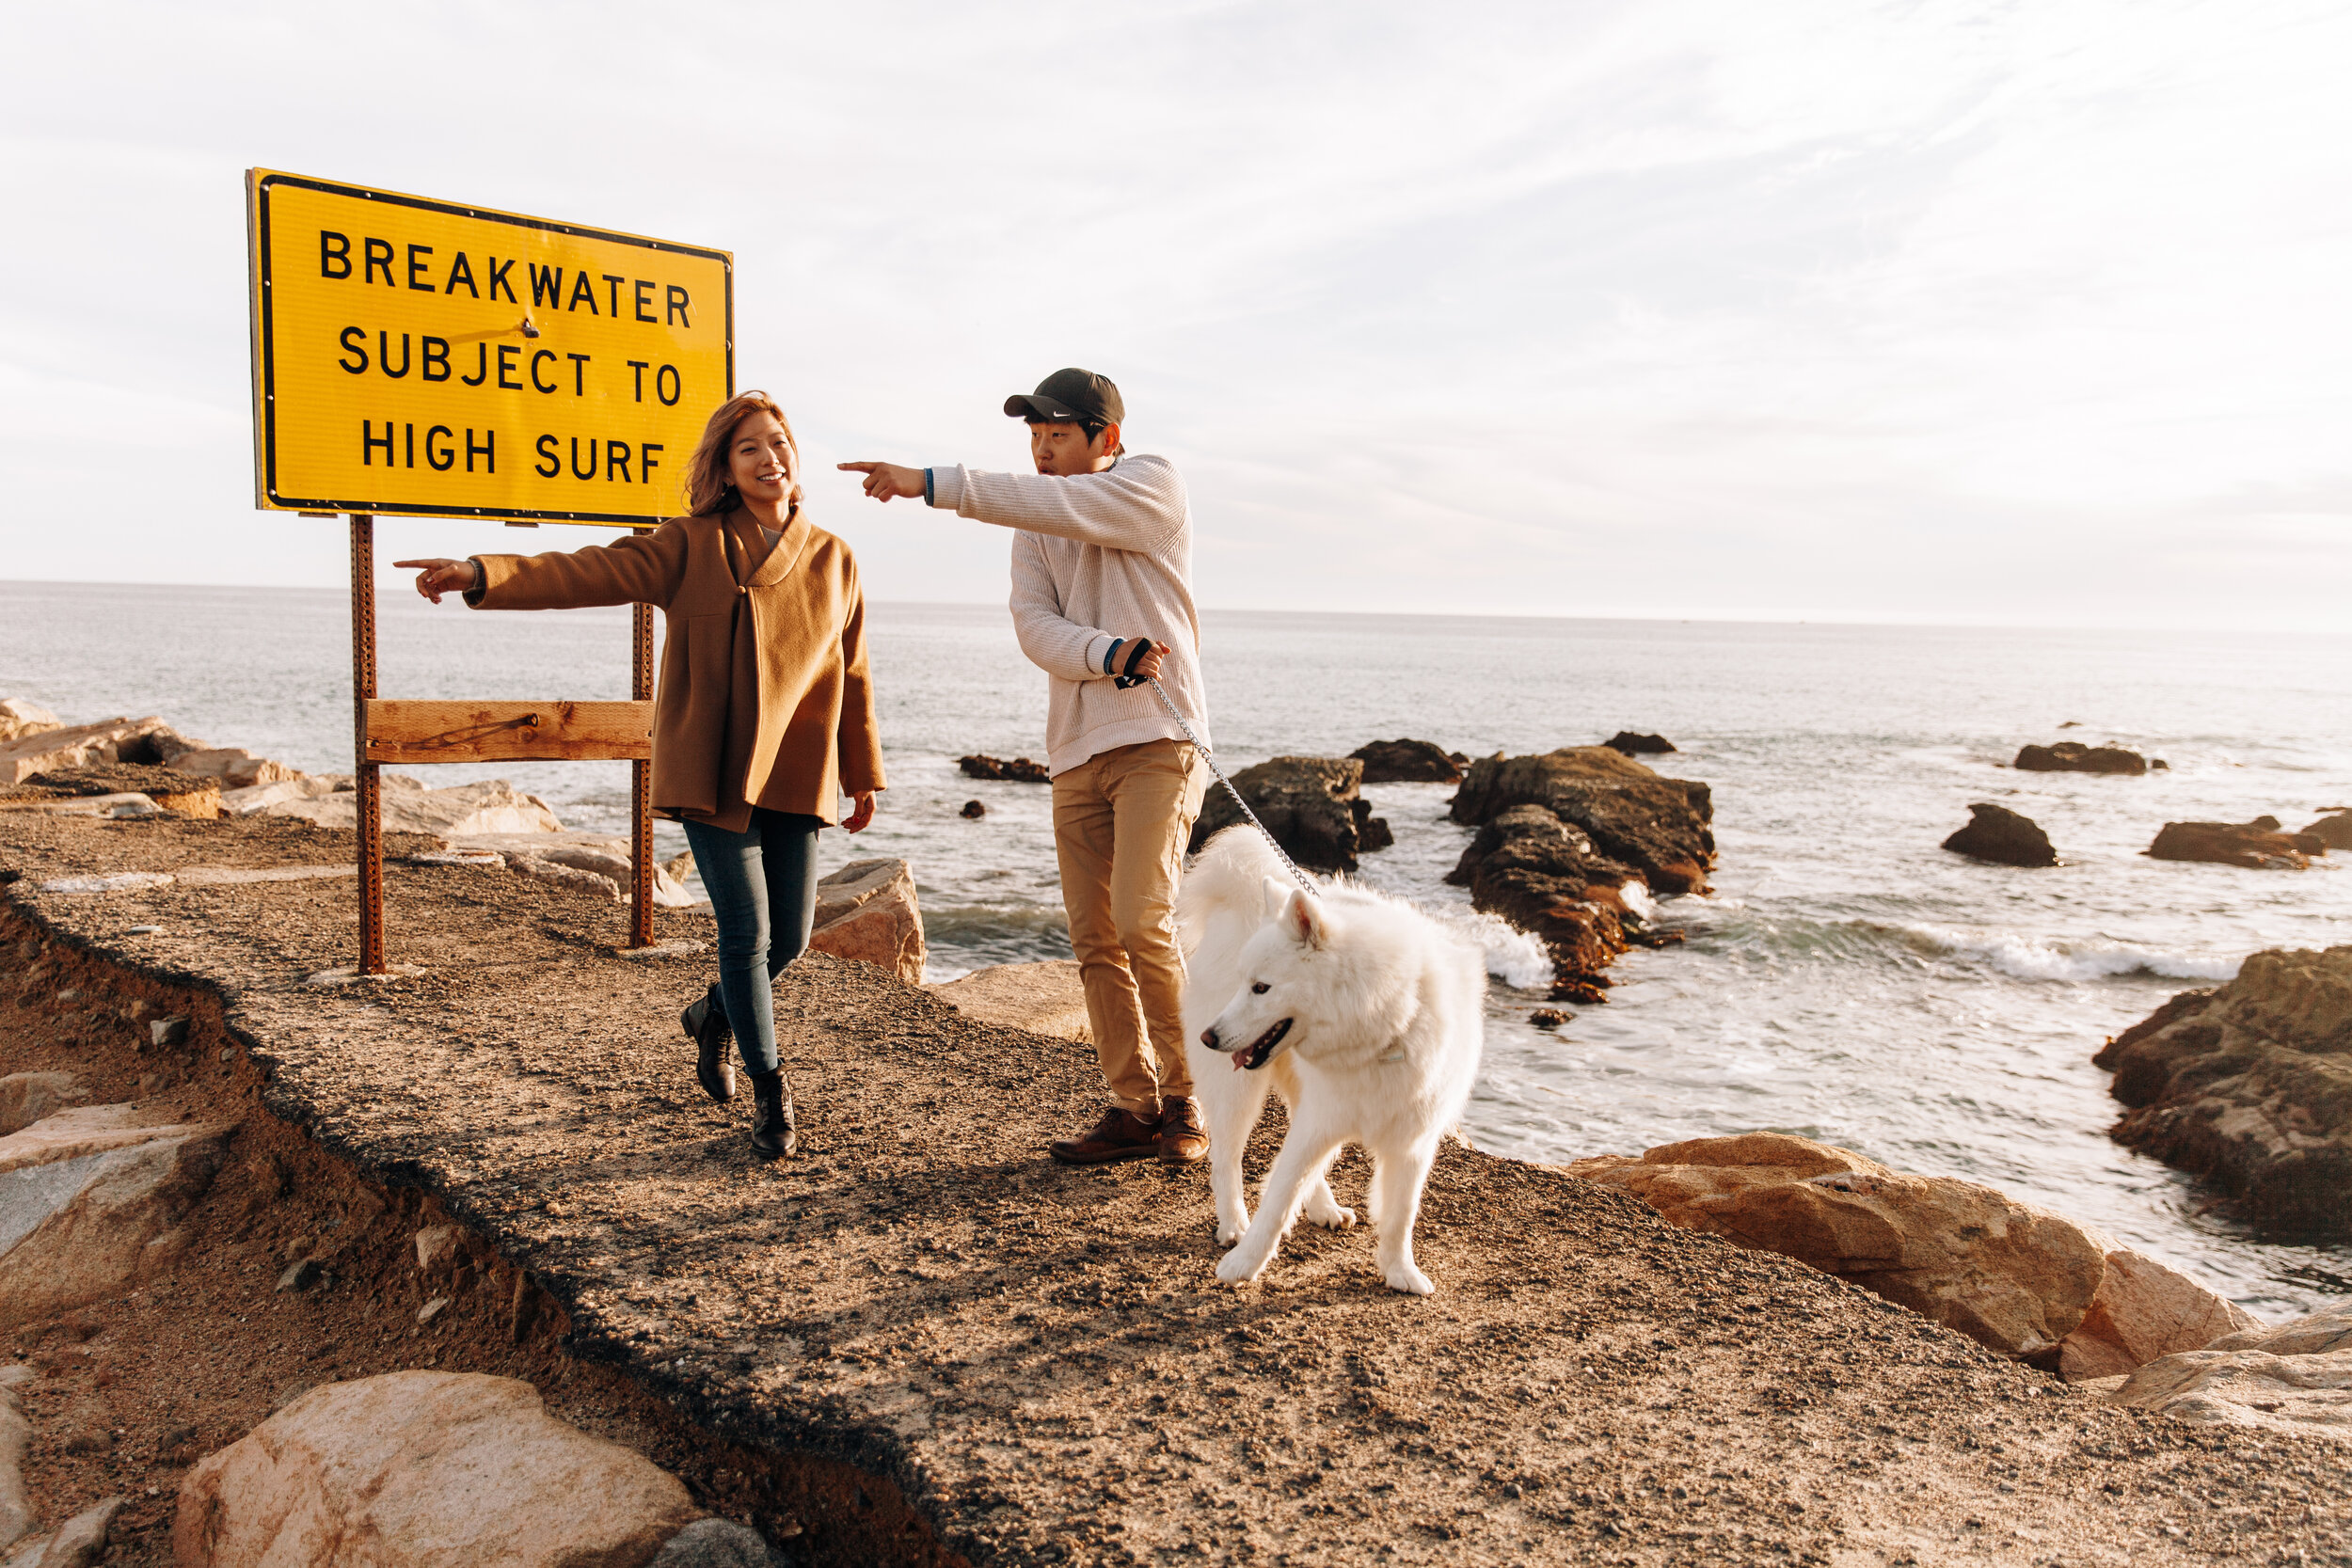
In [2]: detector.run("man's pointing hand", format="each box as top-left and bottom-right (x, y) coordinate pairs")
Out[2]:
(838, 461), (927, 502)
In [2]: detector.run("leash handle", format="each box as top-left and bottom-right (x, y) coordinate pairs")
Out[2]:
(1144, 674), (1321, 900)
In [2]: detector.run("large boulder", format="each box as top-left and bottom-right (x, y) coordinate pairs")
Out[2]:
(0, 716), (201, 785)
(1348, 738), (1460, 784)
(926, 959), (1090, 1042)
(2014, 741), (2148, 776)
(1601, 732), (1677, 755)
(2148, 818), (2321, 870)
(172, 1370), (704, 1567)
(2106, 1304), (2352, 1442)
(2305, 809), (2352, 851)
(238, 777), (565, 837)
(1449, 748), (1714, 895)
(1186, 757), (1387, 875)
(0, 1106), (235, 1329)
(1444, 805), (1637, 980)
(2055, 1247), (2260, 1381)
(2093, 946), (2352, 1238)
(1565, 1132), (2106, 1363)
(454, 834), (695, 908)
(807, 860), (926, 986)
(0, 701), (59, 746)
(1941, 803), (2057, 867)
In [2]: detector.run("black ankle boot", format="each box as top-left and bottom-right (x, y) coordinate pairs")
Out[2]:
(681, 991), (736, 1104)
(749, 1069), (796, 1160)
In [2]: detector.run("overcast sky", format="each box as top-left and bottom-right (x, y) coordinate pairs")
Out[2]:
(3, 0), (2346, 629)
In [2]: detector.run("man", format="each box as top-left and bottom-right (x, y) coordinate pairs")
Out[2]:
(842, 368), (1212, 1166)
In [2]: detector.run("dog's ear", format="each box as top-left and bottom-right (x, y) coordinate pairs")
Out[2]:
(1259, 876), (1292, 919)
(1285, 890), (1327, 951)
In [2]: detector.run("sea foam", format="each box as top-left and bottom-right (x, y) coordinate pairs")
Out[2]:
(1909, 926), (2242, 984)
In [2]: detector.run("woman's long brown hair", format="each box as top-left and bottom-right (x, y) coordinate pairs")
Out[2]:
(682, 390), (801, 516)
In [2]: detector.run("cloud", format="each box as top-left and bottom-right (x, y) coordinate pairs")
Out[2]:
(0, 0), (2346, 628)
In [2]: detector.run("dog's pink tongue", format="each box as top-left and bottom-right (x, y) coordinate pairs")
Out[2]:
(1231, 1053), (1246, 1072)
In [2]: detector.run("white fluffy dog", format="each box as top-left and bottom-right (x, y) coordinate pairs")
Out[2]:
(1178, 828), (1486, 1294)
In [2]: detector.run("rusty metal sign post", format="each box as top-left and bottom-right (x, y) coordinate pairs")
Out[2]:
(247, 169), (731, 972)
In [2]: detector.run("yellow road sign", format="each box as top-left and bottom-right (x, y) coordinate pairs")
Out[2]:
(246, 170), (732, 526)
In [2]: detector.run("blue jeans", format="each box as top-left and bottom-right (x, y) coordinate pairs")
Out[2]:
(681, 809), (822, 1077)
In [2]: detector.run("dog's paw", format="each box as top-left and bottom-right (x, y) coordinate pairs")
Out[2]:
(1381, 1260), (1436, 1296)
(1215, 1250), (1267, 1286)
(1305, 1201), (1357, 1231)
(1216, 1221), (1245, 1246)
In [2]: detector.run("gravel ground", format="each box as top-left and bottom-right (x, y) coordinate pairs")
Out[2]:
(0, 808), (2345, 1567)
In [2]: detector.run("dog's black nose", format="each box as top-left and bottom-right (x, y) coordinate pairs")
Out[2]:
(1200, 1027), (1218, 1049)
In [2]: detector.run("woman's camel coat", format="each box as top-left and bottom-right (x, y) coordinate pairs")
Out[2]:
(469, 507), (883, 832)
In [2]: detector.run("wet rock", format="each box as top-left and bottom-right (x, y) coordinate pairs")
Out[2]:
(926, 959), (1090, 1043)
(1445, 805), (1635, 979)
(0, 1073), (87, 1136)
(2093, 945), (2352, 1238)
(0, 700), (60, 746)
(2013, 741), (2148, 776)
(0, 1108), (234, 1329)
(2055, 1247), (2259, 1381)
(1347, 738), (1460, 784)
(958, 754), (1049, 784)
(1566, 1132), (2106, 1363)
(1941, 803), (2058, 867)
(1528, 1008), (1567, 1030)
(649, 1517), (787, 1567)
(2147, 819), (2318, 870)
(172, 1371), (702, 1568)
(1602, 731), (1677, 755)
(959, 800), (986, 818)
(2304, 809), (2352, 850)
(1187, 756), (1379, 874)
(2107, 1304), (2352, 1442)
(1449, 748), (1714, 895)
(807, 860), (926, 986)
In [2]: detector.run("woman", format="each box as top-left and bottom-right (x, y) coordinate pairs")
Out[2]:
(396, 391), (882, 1160)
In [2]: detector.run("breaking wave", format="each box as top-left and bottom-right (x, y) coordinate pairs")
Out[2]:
(1903, 925), (2242, 984)
(1426, 906), (1555, 990)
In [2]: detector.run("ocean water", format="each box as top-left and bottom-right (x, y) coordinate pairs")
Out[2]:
(3, 582), (2347, 1319)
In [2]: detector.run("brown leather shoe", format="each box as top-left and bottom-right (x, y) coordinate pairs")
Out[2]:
(1049, 1106), (1164, 1166)
(1157, 1096), (1208, 1164)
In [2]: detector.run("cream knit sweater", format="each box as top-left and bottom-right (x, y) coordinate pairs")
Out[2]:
(929, 454), (1212, 776)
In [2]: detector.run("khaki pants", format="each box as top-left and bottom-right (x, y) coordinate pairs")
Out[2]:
(1052, 738), (1207, 1115)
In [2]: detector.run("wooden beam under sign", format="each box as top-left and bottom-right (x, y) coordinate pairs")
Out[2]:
(362, 700), (653, 764)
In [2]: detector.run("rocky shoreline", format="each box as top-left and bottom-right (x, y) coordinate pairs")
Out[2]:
(3, 804), (2350, 1564)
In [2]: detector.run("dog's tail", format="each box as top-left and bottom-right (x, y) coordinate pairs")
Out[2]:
(1177, 826), (1305, 958)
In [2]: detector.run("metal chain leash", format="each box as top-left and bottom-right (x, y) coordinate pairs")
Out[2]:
(1144, 674), (1321, 900)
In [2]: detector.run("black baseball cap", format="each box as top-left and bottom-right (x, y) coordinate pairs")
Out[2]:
(1004, 367), (1124, 427)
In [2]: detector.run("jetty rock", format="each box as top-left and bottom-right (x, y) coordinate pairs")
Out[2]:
(225, 776), (567, 839)
(926, 958), (1090, 1041)
(1566, 1132), (2105, 1365)
(2094, 945), (2352, 1239)
(807, 858), (926, 985)
(12, 762), (225, 819)
(1450, 747), (1714, 895)
(0, 699), (59, 745)
(1445, 805), (1638, 978)
(1942, 802), (2058, 866)
(167, 746), (303, 791)
(2305, 808), (2352, 850)
(174, 1371), (705, 1568)
(1186, 755), (1389, 874)
(1601, 731), (1677, 755)
(957, 753), (1049, 784)
(0, 715), (204, 785)
(2148, 817), (2322, 870)
(1347, 737), (1460, 784)
(2014, 740), (2149, 775)
(2107, 1303), (2352, 1443)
